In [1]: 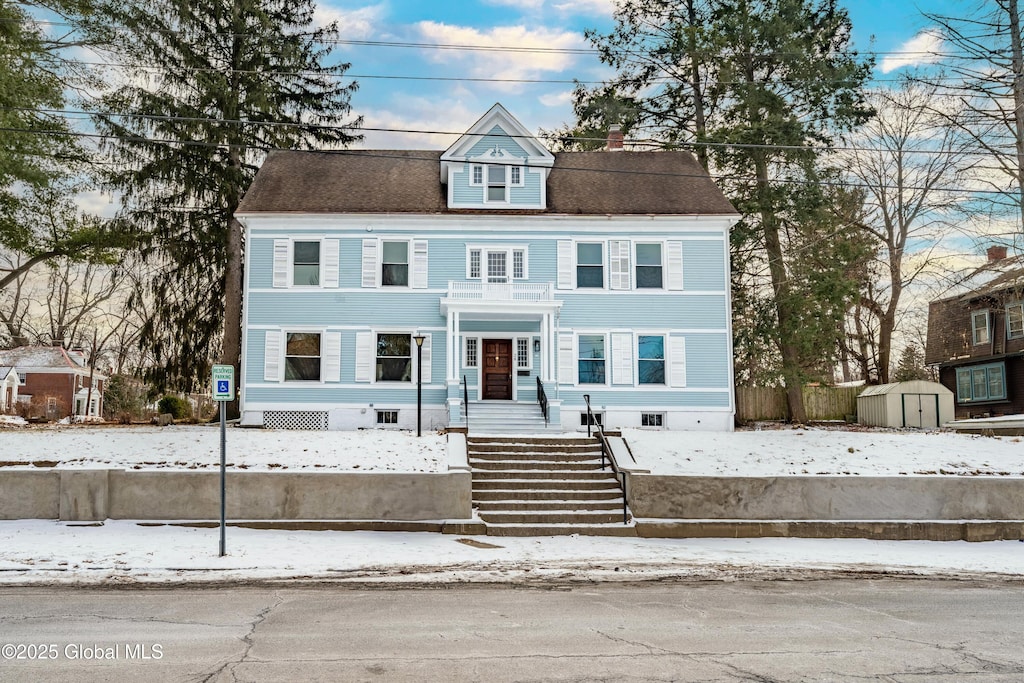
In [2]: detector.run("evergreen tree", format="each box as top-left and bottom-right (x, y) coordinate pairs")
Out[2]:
(572, 0), (873, 421)
(91, 0), (361, 406)
(893, 344), (929, 382)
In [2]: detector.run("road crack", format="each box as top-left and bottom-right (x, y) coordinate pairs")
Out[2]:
(197, 592), (284, 683)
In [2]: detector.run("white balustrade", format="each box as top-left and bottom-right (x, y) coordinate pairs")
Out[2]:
(446, 281), (553, 302)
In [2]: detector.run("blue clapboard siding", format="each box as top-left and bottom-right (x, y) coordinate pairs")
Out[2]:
(557, 389), (731, 408)
(247, 292), (448, 327)
(684, 334), (731, 387)
(246, 386), (449, 406)
(683, 240), (727, 290)
(557, 295), (728, 329)
(465, 126), (529, 158)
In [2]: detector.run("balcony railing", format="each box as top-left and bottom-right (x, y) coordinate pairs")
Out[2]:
(446, 281), (553, 302)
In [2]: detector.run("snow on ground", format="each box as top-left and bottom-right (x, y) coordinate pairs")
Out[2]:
(0, 425), (446, 472)
(0, 422), (1021, 476)
(624, 425), (1024, 476)
(0, 520), (1019, 585)
(0, 415), (27, 426)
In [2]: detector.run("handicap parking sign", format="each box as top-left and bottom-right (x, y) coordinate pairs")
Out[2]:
(212, 365), (234, 401)
(217, 380), (229, 393)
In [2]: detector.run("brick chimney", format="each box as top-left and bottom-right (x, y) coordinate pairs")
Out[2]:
(987, 245), (1008, 262)
(606, 124), (624, 151)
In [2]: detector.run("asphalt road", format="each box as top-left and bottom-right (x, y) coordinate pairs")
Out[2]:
(0, 580), (1022, 682)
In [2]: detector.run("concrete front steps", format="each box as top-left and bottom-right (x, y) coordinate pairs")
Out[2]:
(463, 401), (562, 434)
(468, 436), (636, 537)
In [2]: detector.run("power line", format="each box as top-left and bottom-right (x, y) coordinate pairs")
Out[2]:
(1, 124), (1017, 198)
(2, 105), (1014, 159)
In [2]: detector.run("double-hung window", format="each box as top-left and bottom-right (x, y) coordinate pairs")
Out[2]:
(487, 165), (507, 202)
(576, 243), (604, 288)
(285, 333), (321, 381)
(637, 335), (666, 384)
(376, 334), (412, 382)
(578, 335), (606, 384)
(971, 310), (989, 345)
(635, 243), (663, 288)
(1007, 302), (1024, 340)
(382, 241), (409, 287)
(956, 363), (1006, 402)
(292, 242), (320, 286)
(470, 163), (523, 203)
(487, 251), (508, 283)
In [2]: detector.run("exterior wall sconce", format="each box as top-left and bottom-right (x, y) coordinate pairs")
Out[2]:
(533, 338), (540, 353)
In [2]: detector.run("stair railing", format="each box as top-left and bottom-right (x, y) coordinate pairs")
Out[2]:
(536, 377), (549, 426)
(583, 394), (629, 524)
(462, 374), (469, 433)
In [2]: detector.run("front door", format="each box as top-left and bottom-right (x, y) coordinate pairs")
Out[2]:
(482, 339), (513, 400)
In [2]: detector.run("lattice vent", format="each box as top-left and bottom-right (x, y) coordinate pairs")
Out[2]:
(263, 411), (329, 431)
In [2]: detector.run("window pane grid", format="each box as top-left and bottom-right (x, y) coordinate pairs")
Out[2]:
(513, 250), (525, 279)
(517, 338), (529, 369)
(487, 252), (507, 282)
(465, 338), (478, 367)
(469, 250), (481, 279)
(956, 363), (1007, 402)
(1008, 303), (1023, 338)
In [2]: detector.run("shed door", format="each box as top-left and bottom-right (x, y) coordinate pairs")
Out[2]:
(904, 394), (938, 429)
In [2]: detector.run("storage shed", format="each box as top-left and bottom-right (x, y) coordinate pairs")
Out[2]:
(857, 381), (955, 429)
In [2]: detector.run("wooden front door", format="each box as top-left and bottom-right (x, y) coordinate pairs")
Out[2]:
(482, 339), (513, 400)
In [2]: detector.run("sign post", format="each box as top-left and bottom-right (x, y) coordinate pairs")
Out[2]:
(212, 364), (234, 557)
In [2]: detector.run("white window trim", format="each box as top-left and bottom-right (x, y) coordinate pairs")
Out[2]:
(464, 336), (479, 368)
(971, 310), (990, 345)
(1006, 302), (1024, 340)
(576, 332), (609, 387)
(635, 331), (669, 387)
(381, 239), (413, 289)
(281, 328), (328, 384)
(510, 166), (524, 187)
(274, 238), (340, 289)
(373, 331), (415, 384)
(515, 337), (533, 371)
(634, 240), (666, 290)
(465, 245), (529, 281)
(574, 240), (607, 290)
(470, 164), (484, 186)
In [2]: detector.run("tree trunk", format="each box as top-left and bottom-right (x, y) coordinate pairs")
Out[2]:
(221, 211), (243, 421)
(1009, 0), (1024, 229)
(685, 0), (709, 171)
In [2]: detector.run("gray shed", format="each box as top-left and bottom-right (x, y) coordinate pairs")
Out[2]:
(856, 381), (955, 429)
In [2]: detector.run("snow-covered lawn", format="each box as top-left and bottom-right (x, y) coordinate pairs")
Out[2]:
(0, 422), (1021, 476)
(0, 520), (1019, 585)
(0, 424), (446, 473)
(624, 425), (1024, 477)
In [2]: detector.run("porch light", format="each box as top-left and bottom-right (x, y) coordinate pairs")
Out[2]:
(413, 335), (426, 437)
(533, 338), (540, 353)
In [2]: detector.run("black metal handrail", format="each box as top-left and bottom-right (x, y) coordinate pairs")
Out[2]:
(582, 394), (629, 525)
(462, 374), (469, 433)
(536, 377), (549, 426)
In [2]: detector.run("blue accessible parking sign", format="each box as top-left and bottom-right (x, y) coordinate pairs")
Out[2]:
(212, 365), (234, 402)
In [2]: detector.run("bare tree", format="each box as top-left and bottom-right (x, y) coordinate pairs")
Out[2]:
(920, 0), (1024, 241)
(842, 81), (972, 383)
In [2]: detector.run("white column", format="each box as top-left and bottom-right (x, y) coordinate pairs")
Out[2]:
(446, 311), (456, 382)
(541, 313), (550, 382)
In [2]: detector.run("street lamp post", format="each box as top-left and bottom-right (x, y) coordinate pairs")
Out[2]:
(413, 334), (426, 437)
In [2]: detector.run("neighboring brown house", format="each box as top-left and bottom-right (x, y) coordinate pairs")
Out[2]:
(925, 246), (1024, 419)
(0, 345), (106, 419)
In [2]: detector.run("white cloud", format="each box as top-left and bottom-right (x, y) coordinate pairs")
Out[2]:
(313, 3), (386, 40)
(879, 30), (944, 74)
(539, 90), (574, 107)
(483, 0), (546, 8)
(552, 0), (617, 16)
(414, 22), (586, 92)
(353, 97), (480, 149)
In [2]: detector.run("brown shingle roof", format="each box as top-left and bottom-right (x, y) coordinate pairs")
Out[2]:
(237, 149), (737, 216)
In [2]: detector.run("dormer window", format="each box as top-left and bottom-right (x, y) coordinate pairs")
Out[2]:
(487, 164), (507, 202)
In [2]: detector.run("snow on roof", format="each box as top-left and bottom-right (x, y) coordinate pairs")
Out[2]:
(0, 346), (105, 378)
(0, 366), (16, 380)
(934, 254), (1024, 301)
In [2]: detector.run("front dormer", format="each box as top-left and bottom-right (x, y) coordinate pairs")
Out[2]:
(441, 103), (554, 210)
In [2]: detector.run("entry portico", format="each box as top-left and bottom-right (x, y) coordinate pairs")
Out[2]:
(441, 281), (562, 423)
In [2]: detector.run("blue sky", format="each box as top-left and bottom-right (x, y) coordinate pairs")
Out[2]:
(315, 0), (970, 149)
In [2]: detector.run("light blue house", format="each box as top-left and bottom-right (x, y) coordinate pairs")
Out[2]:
(235, 104), (739, 432)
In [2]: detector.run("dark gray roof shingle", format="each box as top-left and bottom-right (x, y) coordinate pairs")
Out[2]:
(237, 149), (737, 216)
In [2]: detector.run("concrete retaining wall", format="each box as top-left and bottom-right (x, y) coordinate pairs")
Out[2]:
(627, 474), (1024, 521)
(0, 470), (472, 522)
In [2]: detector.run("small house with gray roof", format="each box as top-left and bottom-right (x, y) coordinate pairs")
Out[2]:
(235, 104), (740, 432)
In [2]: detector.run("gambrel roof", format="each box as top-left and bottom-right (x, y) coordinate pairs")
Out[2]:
(237, 149), (737, 216)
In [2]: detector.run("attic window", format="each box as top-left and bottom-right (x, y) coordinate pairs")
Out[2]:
(487, 165), (507, 202)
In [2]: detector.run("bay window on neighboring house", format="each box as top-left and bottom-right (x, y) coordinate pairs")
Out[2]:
(955, 363), (1006, 403)
(1007, 302), (1023, 339)
(971, 310), (990, 345)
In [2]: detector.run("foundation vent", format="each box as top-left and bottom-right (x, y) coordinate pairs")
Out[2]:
(263, 410), (329, 431)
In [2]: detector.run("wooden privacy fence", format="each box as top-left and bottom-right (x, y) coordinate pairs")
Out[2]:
(735, 385), (861, 422)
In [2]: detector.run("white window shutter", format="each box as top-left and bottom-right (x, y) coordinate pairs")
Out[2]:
(264, 330), (282, 381)
(666, 241), (683, 291)
(272, 240), (289, 288)
(611, 332), (634, 385)
(556, 240), (573, 289)
(610, 240), (631, 290)
(355, 331), (373, 382)
(361, 239), (379, 288)
(412, 240), (428, 289)
(418, 333), (432, 383)
(669, 336), (687, 387)
(558, 332), (575, 384)
(324, 332), (341, 382)
(323, 240), (340, 288)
